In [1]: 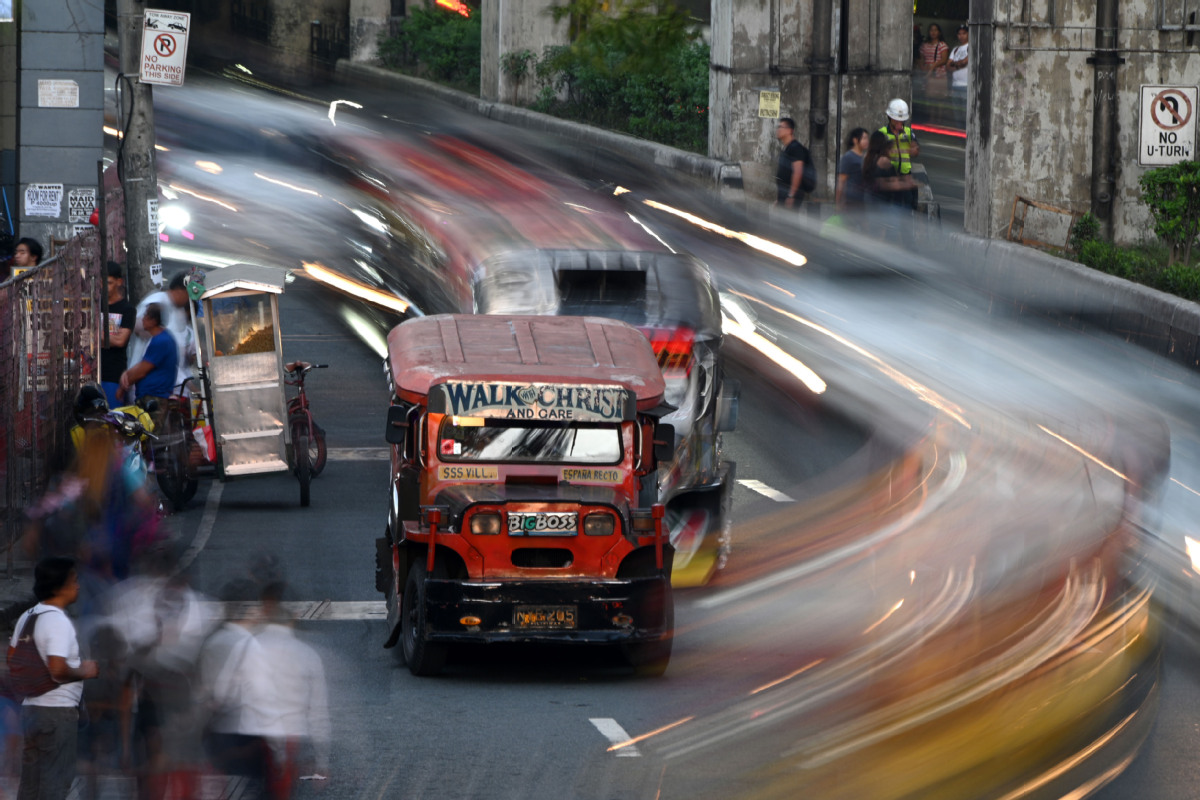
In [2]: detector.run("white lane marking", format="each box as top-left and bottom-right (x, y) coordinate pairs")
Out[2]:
(737, 479), (795, 502)
(699, 452), (967, 610)
(590, 718), (642, 757)
(176, 481), (223, 574)
(327, 447), (390, 461)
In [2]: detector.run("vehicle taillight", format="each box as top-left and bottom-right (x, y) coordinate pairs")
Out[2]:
(640, 327), (695, 376)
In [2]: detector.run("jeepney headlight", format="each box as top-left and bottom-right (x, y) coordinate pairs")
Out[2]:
(470, 512), (501, 535)
(584, 512), (616, 536)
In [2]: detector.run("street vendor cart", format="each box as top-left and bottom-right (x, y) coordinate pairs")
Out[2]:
(195, 263), (317, 506)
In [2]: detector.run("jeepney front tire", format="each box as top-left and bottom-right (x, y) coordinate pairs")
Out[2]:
(401, 560), (447, 676)
(622, 589), (674, 677)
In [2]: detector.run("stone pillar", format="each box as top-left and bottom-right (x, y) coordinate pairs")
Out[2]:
(17, 0), (105, 251)
(480, 0), (568, 105)
(350, 0), (390, 62)
(709, 0), (912, 202)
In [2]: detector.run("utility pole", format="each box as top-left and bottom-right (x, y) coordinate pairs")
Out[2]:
(116, 0), (161, 304)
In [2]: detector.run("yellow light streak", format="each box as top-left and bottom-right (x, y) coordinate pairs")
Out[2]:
(861, 598), (904, 635)
(762, 280), (795, 298)
(722, 315), (826, 394)
(194, 161), (223, 175)
(750, 659), (824, 695)
(103, 126), (168, 151)
(642, 199), (807, 267)
(1036, 425), (1130, 482)
(613, 186), (630, 196)
(167, 183), (238, 213)
(254, 172), (320, 197)
(607, 716), (694, 752)
(1185, 537), (1200, 573)
(731, 291), (972, 429)
(301, 261), (409, 314)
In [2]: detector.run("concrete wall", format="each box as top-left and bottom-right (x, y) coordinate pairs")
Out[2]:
(16, 0), (104, 252)
(349, 0), (389, 62)
(966, 2), (1200, 246)
(268, 0), (348, 80)
(710, 0), (913, 203)
(0, 19), (16, 246)
(480, 0), (568, 105)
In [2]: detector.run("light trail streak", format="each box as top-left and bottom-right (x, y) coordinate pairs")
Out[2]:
(327, 99), (363, 126)
(731, 291), (971, 429)
(750, 659), (824, 695)
(604, 716), (695, 752)
(301, 262), (411, 316)
(722, 315), (827, 394)
(1036, 425), (1129, 482)
(254, 172), (321, 196)
(861, 599), (905, 635)
(642, 199), (808, 267)
(167, 183), (238, 212)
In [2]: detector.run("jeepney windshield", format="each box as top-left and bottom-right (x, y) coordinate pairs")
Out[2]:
(437, 418), (623, 465)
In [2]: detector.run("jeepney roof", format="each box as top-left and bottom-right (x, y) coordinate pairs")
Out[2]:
(200, 264), (287, 300)
(387, 314), (666, 410)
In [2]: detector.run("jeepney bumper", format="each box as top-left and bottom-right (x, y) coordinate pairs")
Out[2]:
(422, 576), (672, 644)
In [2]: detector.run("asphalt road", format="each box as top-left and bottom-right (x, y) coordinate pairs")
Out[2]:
(86, 64), (1200, 797)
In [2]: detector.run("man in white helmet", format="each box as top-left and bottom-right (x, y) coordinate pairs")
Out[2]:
(879, 98), (920, 209)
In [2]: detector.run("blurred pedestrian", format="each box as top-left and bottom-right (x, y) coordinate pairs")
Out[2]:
(775, 117), (816, 211)
(948, 24), (970, 129)
(917, 24), (950, 124)
(127, 273), (194, 400)
(9, 557), (100, 800)
(863, 131), (917, 243)
(119, 305), (178, 408)
(835, 127), (870, 226)
(199, 579), (277, 799)
(101, 262), (136, 409)
(256, 582), (330, 798)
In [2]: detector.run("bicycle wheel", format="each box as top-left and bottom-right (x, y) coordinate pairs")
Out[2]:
(296, 430), (312, 507)
(290, 415), (327, 478)
(156, 408), (195, 512)
(311, 421), (327, 478)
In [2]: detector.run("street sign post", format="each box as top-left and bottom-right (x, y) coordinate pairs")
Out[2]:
(1139, 85), (1197, 166)
(140, 9), (190, 87)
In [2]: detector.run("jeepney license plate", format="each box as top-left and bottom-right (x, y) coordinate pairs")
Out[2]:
(514, 605), (577, 629)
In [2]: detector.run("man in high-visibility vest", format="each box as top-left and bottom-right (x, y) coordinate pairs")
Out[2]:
(880, 98), (920, 209)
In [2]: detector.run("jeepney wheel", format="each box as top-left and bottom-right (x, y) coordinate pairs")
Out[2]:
(296, 431), (312, 507)
(622, 588), (674, 677)
(402, 560), (447, 676)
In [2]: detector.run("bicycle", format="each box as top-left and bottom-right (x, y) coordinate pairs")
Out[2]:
(285, 361), (328, 507)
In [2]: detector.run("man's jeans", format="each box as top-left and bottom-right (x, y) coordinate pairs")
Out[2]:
(19, 705), (78, 800)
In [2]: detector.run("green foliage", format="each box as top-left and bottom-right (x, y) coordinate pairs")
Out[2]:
(501, 50), (536, 81)
(1068, 212), (1100, 252)
(1139, 160), (1200, 265)
(377, 5), (481, 92)
(548, 0), (699, 76)
(530, 39), (709, 153)
(1156, 262), (1200, 300)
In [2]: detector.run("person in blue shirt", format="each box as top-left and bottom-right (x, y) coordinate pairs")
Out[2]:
(119, 304), (179, 403)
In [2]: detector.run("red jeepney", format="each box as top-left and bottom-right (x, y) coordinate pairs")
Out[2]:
(376, 314), (676, 676)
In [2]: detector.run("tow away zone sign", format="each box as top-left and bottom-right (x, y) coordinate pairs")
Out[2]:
(1139, 85), (1196, 166)
(140, 9), (190, 87)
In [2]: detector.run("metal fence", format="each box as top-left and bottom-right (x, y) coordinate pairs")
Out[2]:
(0, 232), (102, 576)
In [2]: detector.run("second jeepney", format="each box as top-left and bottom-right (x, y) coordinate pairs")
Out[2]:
(375, 314), (676, 676)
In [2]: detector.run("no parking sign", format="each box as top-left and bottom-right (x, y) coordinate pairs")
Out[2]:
(140, 9), (190, 87)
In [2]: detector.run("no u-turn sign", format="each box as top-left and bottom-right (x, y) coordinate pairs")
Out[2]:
(1139, 85), (1197, 166)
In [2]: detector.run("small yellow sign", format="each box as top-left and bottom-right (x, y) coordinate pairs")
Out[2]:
(438, 465), (499, 481)
(759, 91), (781, 119)
(560, 467), (623, 484)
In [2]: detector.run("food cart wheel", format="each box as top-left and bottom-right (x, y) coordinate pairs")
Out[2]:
(401, 560), (447, 676)
(296, 431), (312, 507)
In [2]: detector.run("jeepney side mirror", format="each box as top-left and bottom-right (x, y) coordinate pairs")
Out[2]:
(652, 423), (676, 464)
(385, 405), (408, 447)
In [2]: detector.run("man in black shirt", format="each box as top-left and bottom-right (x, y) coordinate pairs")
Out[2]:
(775, 117), (813, 210)
(100, 262), (136, 408)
